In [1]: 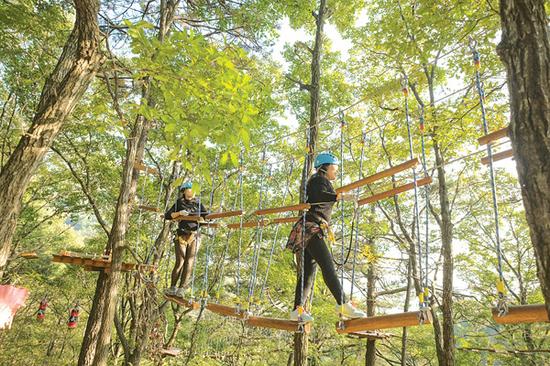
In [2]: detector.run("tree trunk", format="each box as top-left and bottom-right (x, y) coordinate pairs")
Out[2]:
(497, 0), (550, 319)
(78, 3), (179, 365)
(0, 0), (102, 277)
(400, 259), (412, 366)
(365, 260), (376, 366)
(433, 140), (455, 366)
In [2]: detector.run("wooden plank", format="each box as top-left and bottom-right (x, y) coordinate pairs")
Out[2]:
(52, 253), (155, 273)
(164, 295), (200, 310)
(138, 205), (160, 213)
(133, 162), (159, 175)
(246, 316), (311, 333)
(160, 348), (182, 357)
(19, 252), (38, 259)
(481, 149), (514, 165)
(270, 217), (300, 225)
(206, 302), (247, 319)
(337, 310), (432, 333)
(254, 203), (311, 216)
(173, 215), (206, 223)
(358, 177), (433, 206)
(346, 331), (392, 340)
(478, 127), (509, 146)
(206, 210), (243, 220)
(492, 304), (549, 324)
(227, 220), (268, 229)
(336, 158), (419, 194)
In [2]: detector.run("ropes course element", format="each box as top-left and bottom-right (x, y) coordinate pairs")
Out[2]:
(52, 251), (156, 273)
(338, 111), (346, 327)
(470, 38), (508, 317)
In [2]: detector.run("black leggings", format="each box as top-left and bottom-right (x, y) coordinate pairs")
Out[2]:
(294, 235), (346, 309)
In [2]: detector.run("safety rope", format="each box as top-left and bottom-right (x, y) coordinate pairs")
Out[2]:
(349, 130), (367, 301)
(246, 149), (269, 313)
(339, 111), (346, 318)
(201, 156), (220, 305)
(401, 77), (427, 318)
(258, 158), (295, 302)
(469, 38), (508, 316)
(235, 149), (245, 312)
(188, 177), (202, 302)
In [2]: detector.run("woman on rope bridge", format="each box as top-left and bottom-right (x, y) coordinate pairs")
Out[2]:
(164, 181), (209, 297)
(287, 152), (366, 322)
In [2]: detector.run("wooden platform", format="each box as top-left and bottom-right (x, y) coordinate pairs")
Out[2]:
(160, 348), (182, 357)
(358, 177), (432, 206)
(138, 205), (160, 213)
(271, 216), (300, 225)
(336, 310), (432, 333)
(206, 302), (247, 319)
(52, 251), (156, 273)
(345, 330), (391, 340)
(478, 127), (509, 146)
(20, 251), (38, 259)
(492, 304), (549, 324)
(481, 149), (513, 165)
(206, 210), (243, 220)
(164, 294), (200, 310)
(337, 158), (419, 194)
(133, 162), (159, 175)
(246, 315), (311, 333)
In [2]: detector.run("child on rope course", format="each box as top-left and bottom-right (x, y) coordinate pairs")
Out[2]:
(164, 181), (209, 297)
(286, 152), (366, 322)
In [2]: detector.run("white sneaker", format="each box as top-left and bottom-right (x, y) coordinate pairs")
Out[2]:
(165, 287), (177, 296)
(336, 302), (366, 319)
(290, 308), (314, 322)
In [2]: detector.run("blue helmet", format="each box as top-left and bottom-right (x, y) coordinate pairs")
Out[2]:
(179, 181), (193, 191)
(314, 151), (339, 169)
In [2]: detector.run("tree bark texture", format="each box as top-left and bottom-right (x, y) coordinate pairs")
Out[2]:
(497, 0), (550, 319)
(0, 0), (102, 277)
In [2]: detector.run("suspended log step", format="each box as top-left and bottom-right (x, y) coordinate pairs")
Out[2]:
(492, 304), (549, 324)
(173, 215), (206, 223)
(478, 126), (509, 146)
(345, 330), (392, 340)
(336, 310), (432, 333)
(271, 216), (300, 225)
(358, 177), (432, 206)
(254, 203), (311, 216)
(52, 252), (156, 273)
(164, 294), (200, 310)
(481, 149), (514, 165)
(206, 210), (243, 220)
(160, 348), (182, 357)
(133, 162), (159, 175)
(246, 315), (311, 333)
(336, 158), (419, 194)
(227, 220), (269, 229)
(19, 252), (38, 259)
(138, 205), (160, 213)
(206, 302), (247, 319)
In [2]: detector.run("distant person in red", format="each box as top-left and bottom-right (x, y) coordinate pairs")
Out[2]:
(36, 298), (47, 320)
(67, 303), (79, 329)
(164, 181), (208, 297)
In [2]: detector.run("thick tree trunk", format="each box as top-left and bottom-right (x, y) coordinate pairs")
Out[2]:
(0, 0), (102, 277)
(497, 0), (550, 319)
(78, 3), (179, 365)
(365, 260), (376, 366)
(295, 1), (327, 365)
(433, 141), (455, 366)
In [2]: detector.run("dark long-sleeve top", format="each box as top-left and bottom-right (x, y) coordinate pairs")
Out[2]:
(164, 197), (209, 234)
(304, 173), (338, 225)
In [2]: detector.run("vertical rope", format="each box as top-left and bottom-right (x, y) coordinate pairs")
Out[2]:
(339, 111), (346, 310)
(202, 156), (220, 303)
(402, 76), (425, 310)
(298, 128), (311, 319)
(469, 39), (507, 315)
(189, 177), (202, 301)
(349, 131), (366, 301)
(236, 149), (245, 309)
